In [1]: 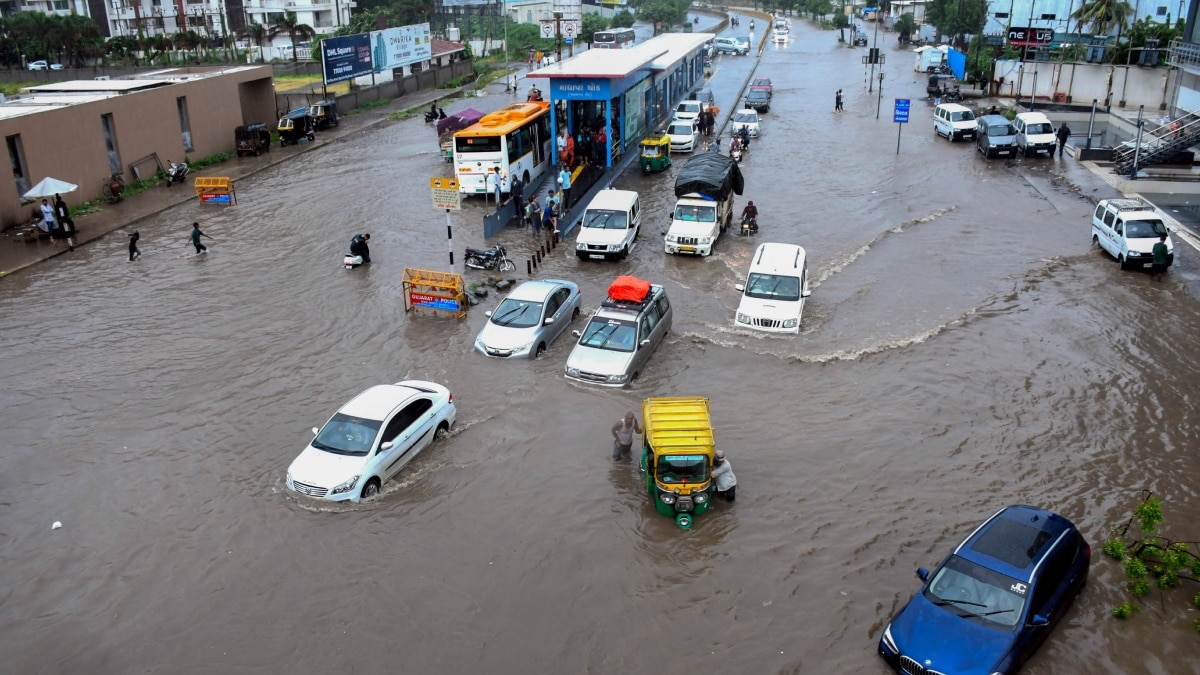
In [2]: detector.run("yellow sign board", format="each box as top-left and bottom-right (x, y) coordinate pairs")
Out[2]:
(430, 176), (461, 211)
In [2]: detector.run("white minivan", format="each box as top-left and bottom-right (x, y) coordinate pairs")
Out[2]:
(575, 189), (641, 261)
(1014, 112), (1057, 157)
(1091, 198), (1175, 270)
(933, 103), (976, 142)
(734, 242), (811, 334)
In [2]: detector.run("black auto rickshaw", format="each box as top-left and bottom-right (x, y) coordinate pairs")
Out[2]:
(235, 122), (272, 156)
(278, 108), (314, 147)
(308, 100), (339, 131)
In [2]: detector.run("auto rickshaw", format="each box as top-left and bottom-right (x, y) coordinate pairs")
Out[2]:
(308, 99), (339, 130)
(640, 396), (716, 529)
(640, 133), (672, 174)
(234, 122), (272, 157)
(278, 108), (314, 147)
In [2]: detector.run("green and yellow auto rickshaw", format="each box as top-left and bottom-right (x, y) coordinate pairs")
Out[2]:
(640, 133), (672, 174)
(640, 396), (716, 529)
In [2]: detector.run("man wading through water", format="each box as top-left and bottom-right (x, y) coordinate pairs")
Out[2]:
(611, 411), (643, 461)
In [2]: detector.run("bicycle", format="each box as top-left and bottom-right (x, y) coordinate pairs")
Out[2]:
(101, 173), (125, 204)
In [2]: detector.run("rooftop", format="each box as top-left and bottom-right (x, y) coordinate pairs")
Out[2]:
(530, 32), (715, 79)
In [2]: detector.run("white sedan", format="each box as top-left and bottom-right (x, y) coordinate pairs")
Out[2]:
(666, 119), (699, 153)
(731, 109), (760, 138)
(474, 279), (581, 359)
(286, 381), (456, 502)
(27, 60), (64, 71)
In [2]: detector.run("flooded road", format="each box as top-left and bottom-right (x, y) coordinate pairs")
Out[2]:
(3, 17), (1200, 674)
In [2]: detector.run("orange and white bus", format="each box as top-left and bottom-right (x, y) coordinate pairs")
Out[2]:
(453, 101), (552, 196)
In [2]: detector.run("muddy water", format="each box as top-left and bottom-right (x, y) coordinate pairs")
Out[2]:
(3, 18), (1200, 675)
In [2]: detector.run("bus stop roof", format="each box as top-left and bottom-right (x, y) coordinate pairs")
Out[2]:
(529, 32), (715, 79)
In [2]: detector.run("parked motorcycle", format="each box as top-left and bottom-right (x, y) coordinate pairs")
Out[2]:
(464, 245), (517, 272)
(940, 86), (964, 103)
(740, 215), (758, 236)
(165, 160), (189, 187)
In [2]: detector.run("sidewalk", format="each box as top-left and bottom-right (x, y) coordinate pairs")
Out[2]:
(0, 84), (466, 279)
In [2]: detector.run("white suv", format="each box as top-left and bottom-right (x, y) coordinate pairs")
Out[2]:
(734, 242), (811, 333)
(575, 189), (641, 261)
(1014, 112), (1057, 157)
(1091, 198), (1174, 270)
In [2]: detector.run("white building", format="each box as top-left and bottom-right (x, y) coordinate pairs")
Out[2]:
(94, 0), (355, 39)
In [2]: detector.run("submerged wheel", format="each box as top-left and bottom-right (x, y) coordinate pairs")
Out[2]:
(499, 259), (516, 272)
(435, 421), (450, 440)
(572, 306), (580, 320)
(535, 342), (546, 358)
(361, 478), (381, 500)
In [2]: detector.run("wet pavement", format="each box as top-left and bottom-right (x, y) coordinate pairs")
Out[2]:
(3, 14), (1200, 675)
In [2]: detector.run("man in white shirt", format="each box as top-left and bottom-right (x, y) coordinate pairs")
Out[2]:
(712, 449), (737, 502)
(611, 411), (642, 461)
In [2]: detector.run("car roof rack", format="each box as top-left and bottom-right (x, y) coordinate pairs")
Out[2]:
(601, 286), (658, 311)
(1107, 198), (1156, 212)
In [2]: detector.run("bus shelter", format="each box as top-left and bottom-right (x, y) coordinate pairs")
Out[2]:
(528, 33), (712, 170)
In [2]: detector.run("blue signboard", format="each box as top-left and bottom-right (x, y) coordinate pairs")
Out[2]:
(322, 34), (373, 85)
(549, 79), (611, 101)
(893, 98), (910, 123)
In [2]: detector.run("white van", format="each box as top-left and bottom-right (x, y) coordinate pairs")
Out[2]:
(1091, 198), (1175, 270)
(575, 189), (641, 261)
(933, 103), (976, 142)
(734, 242), (811, 333)
(1014, 112), (1057, 157)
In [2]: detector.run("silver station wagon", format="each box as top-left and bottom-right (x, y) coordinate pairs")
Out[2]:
(564, 284), (673, 387)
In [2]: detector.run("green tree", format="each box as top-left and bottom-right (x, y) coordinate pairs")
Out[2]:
(894, 12), (916, 42)
(807, 0), (832, 21)
(273, 10), (316, 63)
(611, 10), (636, 29)
(925, 0), (987, 47)
(581, 13), (609, 45)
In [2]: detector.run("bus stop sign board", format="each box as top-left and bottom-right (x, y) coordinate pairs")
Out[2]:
(431, 177), (461, 211)
(893, 99), (910, 123)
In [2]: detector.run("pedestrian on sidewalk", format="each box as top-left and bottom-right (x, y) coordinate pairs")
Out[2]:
(54, 194), (75, 236)
(526, 197), (541, 236)
(39, 198), (57, 238)
(511, 174), (524, 217)
(1056, 122), (1071, 157)
(128, 231), (141, 261)
(835, 89), (844, 112)
(558, 166), (572, 210)
(190, 222), (212, 254)
(491, 167), (505, 209)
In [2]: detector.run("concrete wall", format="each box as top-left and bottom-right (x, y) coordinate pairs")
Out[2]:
(993, 59), (1178, 110)
(0, 66), (274, 227)
(274, 60), (474, 116)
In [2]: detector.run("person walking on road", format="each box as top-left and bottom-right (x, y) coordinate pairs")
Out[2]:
(1056, 122), (1071, 157)
(835, 89), (844, 112)
(712, 449), (737, 501)
(558, 166), (572, 210)
(1151, 234), (1170, 282)
(612, 411), (643, 461)
(128, 231), (141, 261)
(190, 222), (212, 254)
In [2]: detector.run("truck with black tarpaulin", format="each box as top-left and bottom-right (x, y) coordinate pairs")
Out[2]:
(664, 152), (744, 256)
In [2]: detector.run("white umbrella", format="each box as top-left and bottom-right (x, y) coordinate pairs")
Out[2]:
(23, 176), (78, 200)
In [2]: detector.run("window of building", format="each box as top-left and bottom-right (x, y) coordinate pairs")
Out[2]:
(177, 96), (193, 152)
(7, 134), (29, 197)
(53, 0), (68, 9)
(1157, 6), (1167, 15)
(100, 113), (122, 176)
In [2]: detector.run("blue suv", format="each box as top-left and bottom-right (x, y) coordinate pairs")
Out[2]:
(879, 505), (1090, 675)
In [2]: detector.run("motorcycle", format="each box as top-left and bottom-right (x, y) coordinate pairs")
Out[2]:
(749, 19), (755, 30)
(729, 137), (744, 163)
(344, 253), (364, 269)
(740, 215), (758, 236)
(464, 245), (517, 272)
(165, 160), (189, 187)
(941, 86), (964, 103)
(527, 87), (544, 102)
(424, 108), (442, 124)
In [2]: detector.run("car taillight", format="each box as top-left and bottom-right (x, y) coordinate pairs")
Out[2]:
(448, 392), (453, 403)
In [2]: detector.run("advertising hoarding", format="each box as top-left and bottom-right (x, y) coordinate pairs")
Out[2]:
(371, 23), (433, 72)
(322, 34), (373, 84)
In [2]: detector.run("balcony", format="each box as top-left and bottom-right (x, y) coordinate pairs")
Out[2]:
(1168, 38), (1200, 71)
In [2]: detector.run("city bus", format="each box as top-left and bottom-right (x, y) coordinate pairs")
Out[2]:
(592, 29), (636, 49)
(453, 101), (552, 196)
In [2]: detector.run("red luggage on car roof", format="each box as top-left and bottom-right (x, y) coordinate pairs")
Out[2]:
(608, 276), (650, 302)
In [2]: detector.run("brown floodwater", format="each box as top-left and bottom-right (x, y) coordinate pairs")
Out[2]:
(3, 18), (1200, 675)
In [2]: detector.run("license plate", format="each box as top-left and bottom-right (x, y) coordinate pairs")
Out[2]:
(1143, 262), (1153, 268)
(680, 246), (695, 252)
(998, 150), (1010, 155)
(589, 254), (605, 260)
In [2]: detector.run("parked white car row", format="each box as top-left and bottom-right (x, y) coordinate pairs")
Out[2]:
(934, 103), (1059, 158)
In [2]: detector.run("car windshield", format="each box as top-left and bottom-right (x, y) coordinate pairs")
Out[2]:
(745, 273), (801, 301)
(1125, 219), (1167, 238)
(733, 112), (758, 123)
(747, 91), (768, 100)
(669, 123), (694, 135)
(754, 79), (770, 86)
(490, 298), (543, 328)
(1027, 122), (1053, 134)
(989, 124), (1016, 136)
(951, 111), (976, 122)
(675, 204), (716, 222)
(584, 209), (629, 230)
(578, 317), (638, 352)
(677, 102), (700, 114)
(311, 413), (381, 457)
(924, 555), (1027, 628)
(656, 454), (710, 484)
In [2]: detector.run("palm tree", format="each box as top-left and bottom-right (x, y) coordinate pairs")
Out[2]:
(1072, 0), (1134, 62)
(273, 10), (316, 63)
(244, 22), (267, 61)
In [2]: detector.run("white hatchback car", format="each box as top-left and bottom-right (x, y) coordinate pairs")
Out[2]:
(667, 119), (699, 152)
(286, 381), (456, 502)
(730, 109), (760, 137)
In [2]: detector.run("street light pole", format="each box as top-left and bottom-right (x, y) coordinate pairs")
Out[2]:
(868, 10), (880, 92)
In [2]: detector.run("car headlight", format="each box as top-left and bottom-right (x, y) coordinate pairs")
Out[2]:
(607, 373), (629, 383)
(608, 244), (621, 252)
(286, 470), (293, 486)
(694, 491), (708, 504)
(474, 336), (486, 349)
(565, 366), (580, 377)
(783, 318), (798, 328)
(576, 242), (586, 251)
(665, 234), (677, 243)
(659, 492), (676, 505)
(736, 313), (750, 323)
(329, 475), (360, 495)
(1129, 249), (1142, 256)
(699, 237), (711, 245)
(881, 624), (898, 654)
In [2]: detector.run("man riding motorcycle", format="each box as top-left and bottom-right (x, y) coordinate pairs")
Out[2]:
(740, 201), (758, 234)
(349, 233), (371, 264)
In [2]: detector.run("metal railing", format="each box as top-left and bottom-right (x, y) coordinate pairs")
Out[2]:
(1113, 109), (1200, 175)
(1167, 39), (1200, 70)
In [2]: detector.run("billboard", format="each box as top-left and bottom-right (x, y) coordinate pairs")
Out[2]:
(322, 34), (373, 84)
(440, 0), (490, 5)
(1007, 27), (1054, 46)
(371, 23), (433, 72)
